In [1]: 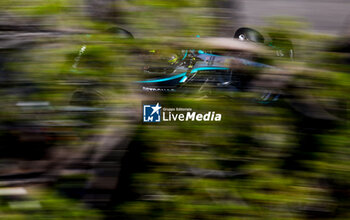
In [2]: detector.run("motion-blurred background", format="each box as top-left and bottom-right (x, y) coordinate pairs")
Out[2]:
(0, 0), (349, 219)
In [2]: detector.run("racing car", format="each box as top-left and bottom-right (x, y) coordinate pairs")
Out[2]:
(70, 27), (295, 105)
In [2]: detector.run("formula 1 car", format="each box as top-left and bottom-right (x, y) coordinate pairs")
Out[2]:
(71, 27), (295, 105)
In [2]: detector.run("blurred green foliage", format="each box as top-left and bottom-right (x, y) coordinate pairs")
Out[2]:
(0, 0), (349, 219)
(0, 189), (102, 219)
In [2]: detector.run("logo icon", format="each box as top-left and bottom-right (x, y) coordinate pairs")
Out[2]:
(143, 103), (162, 122)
